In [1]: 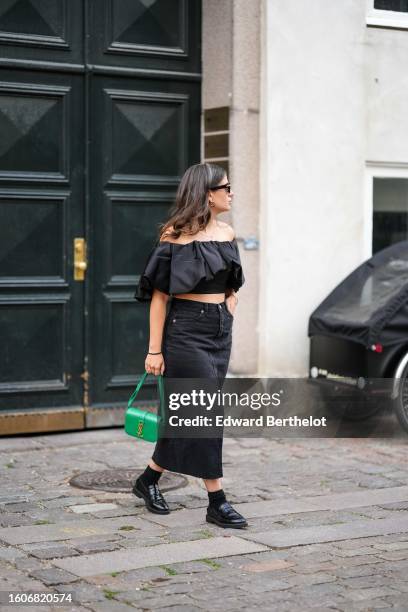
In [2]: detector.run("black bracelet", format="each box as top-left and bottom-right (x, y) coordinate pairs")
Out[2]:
(148, 351), (162, 355)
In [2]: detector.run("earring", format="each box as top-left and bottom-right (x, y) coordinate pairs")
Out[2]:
(209, 201), (215, 207)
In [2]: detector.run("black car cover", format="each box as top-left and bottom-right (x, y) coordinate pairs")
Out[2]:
(308, 241), (408, 348)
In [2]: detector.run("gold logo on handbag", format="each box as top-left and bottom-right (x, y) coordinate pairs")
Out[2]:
(137, 421), (144, 437)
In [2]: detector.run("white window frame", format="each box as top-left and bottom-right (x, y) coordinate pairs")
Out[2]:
(365, 162), (408, 258)
(366, 0), (408, 28)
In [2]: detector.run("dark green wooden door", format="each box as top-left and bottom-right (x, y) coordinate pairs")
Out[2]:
(0, 0), (201, 434)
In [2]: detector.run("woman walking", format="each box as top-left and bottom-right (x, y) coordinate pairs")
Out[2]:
(133, 163), (248, 528)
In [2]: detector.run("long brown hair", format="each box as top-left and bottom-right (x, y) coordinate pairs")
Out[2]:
(158, 163), (226, 240)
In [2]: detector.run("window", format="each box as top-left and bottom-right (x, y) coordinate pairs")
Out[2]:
(202, 107), (229, 175)
(374, 0), (408, 11)
(373, 178), (408, 254)
(367, 0), (408, 27)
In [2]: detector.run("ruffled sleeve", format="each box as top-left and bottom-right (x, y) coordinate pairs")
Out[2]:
(134, 238), (245, 302)
(134, 241), (172, 302)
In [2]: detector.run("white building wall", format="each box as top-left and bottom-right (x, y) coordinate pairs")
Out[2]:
(366, 26), (408, 164)
(260, 0), (408, 376)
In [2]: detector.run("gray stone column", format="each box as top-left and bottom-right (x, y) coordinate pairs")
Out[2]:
(203, 0), (261, 375)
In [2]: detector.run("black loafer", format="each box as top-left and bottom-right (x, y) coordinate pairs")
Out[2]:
(206, 501), (248, 529)
(132, 477), (170, 515)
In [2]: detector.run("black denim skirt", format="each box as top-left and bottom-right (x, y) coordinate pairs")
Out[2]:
(152, 297), (234, 479)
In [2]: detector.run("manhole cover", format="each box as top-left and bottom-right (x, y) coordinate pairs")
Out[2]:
(69, 469), (188, 493)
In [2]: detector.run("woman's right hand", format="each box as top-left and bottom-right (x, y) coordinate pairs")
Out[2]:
(145, 352), (165, 376)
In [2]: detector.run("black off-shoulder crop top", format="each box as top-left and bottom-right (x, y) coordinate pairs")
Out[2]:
(134, 239), (245, 302)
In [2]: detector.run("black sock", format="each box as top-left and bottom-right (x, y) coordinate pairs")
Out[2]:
(208, 489), (226, 508)
(139, 465), (162, 486)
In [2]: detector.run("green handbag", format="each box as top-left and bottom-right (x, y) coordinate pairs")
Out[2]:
(124, 371), (165, 443)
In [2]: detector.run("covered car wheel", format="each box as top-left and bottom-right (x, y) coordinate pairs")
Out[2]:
(395, 363), (408, 433)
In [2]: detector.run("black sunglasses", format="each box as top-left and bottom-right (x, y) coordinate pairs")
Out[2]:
(210, 182), (231, 194)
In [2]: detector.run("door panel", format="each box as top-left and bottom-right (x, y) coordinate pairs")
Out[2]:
(89, 0), (200, 74)
(0, 0), (83, 65)
(0, 70), (84, 412)
(103, 85), (191, 186)
(89, 74), (201, 408)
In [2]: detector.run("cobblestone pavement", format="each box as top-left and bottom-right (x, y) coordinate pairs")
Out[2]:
(0, 423), (408, 611)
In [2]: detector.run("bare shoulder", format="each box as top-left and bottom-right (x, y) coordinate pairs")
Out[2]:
(218, 221), (235, 241)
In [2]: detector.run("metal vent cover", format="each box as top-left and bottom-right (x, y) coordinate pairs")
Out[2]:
(69, 469), (188, 493)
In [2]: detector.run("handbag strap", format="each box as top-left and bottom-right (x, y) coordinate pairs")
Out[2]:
(128, 371), (165, 417)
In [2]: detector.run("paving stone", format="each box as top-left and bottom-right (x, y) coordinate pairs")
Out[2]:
(54, 581), (107, 603)
(242, 549), (295, 562)
(13, 556), (45, 572)
(292, 561), (338, 574)
(0, 514), (36, 527)
(332, 554), (383, 567)
(86, 506), (141, 519)
(380, 604), (408, 612)
(26, 509), (85, 523)
(376, 550), (408, 560)
(3, 502), (43, 512)
(373, 541), (408, 551)
(376, 559), (408, 574)
(29, 545), (81, 560)
(118, 535), (165, 548)
(0, 516), (152, 545)
(332, 546), (379, 557)
(29, 567), (79, 585)
(141, 581), (193, 596)
(62, 533), (124, 547)
(335, 535), (397, 549)
(297, 598), (349, 611)
(73, 541), (122, 554)
(81, 600), (139, 611)
(154, 606), (202, 612)
(0, 546), (27, 562)
(340, 574), (390, 589)
(43, 496), (96, 508)
(346, 586), (397, 601)
(116, 592), (194, 608)
(291, 581), (345, 596)
(51, 536), (267, 577)
(285, 572), (337, 587)
(240, 516), (408, 548)
(0, 494), (34, 505)
(154, 560), (220, 574)
(239, 559), (295, 572)
(235, 578), (292, 593)
(357, 476), (401, 489)
(379, 501), (408, 511)
(69, 503), (118, 514)
(86, 565), (168, 584)
(386, 582), (408, 593)
(359, 466), (395, 475)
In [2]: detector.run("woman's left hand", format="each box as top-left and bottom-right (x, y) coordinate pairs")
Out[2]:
(225, 293), (238, 316)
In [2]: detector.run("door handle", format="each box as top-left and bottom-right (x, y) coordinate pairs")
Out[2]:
(74, 238), (87, 281)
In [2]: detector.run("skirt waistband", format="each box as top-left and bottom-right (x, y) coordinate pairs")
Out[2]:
(170, 297), (227, 312)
